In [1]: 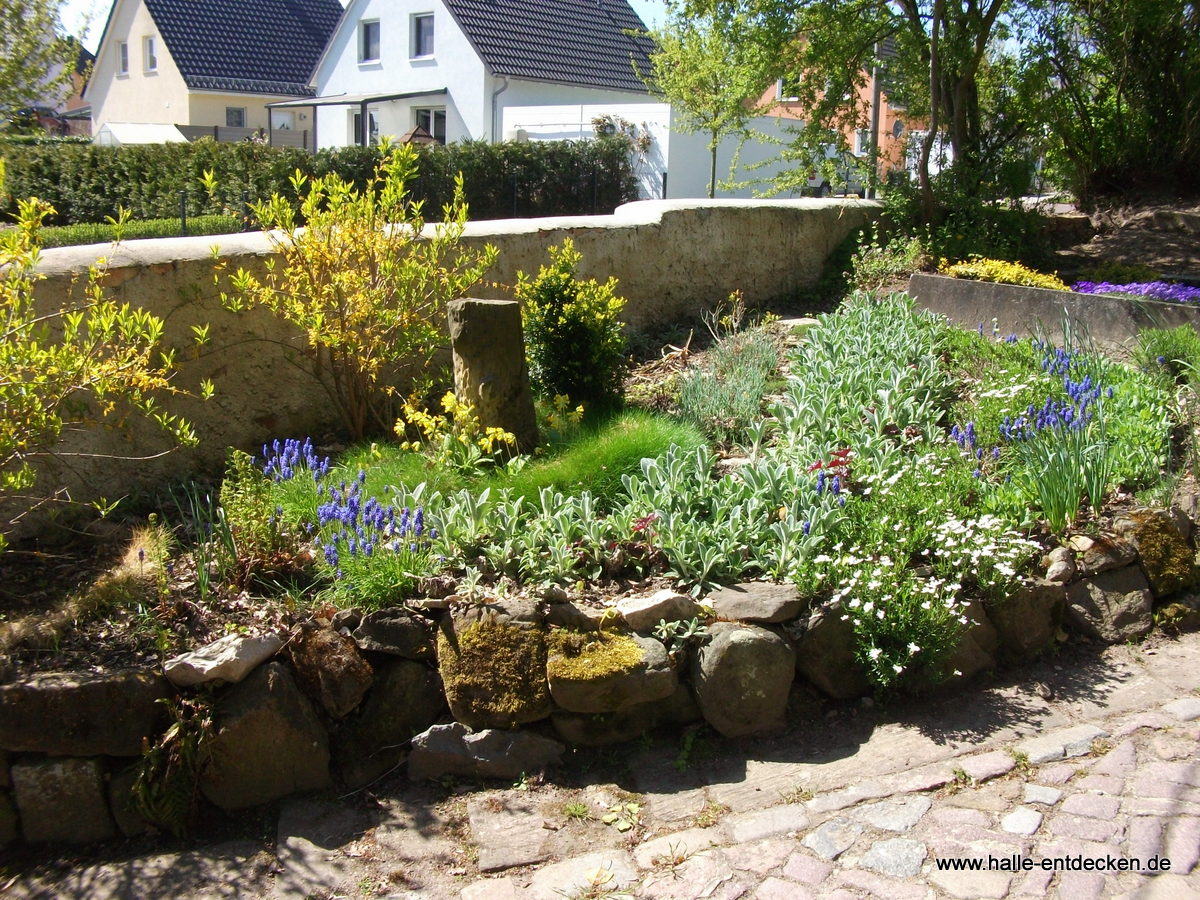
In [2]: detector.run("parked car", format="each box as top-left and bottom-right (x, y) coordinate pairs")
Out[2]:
(805, 151), (866, 197)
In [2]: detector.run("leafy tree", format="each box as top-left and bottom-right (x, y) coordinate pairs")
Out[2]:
(644, 0), (783, 197)
(211, 141), (498, 440)
(1029, 0), (1200, 202)
(0, 0), (82, 120)
(0, 161), (207, 549)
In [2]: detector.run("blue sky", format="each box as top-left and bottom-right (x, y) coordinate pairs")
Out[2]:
(64, 0), (667, 54)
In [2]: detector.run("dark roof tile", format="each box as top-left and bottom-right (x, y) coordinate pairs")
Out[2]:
(443, 0), (654, 94)
(143, 0), (343, 97)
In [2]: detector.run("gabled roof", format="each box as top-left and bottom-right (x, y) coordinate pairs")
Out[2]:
(442, 0), (655, 94)
(141, 0), (344, 97)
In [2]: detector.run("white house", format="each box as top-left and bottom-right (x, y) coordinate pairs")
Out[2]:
(285, 0), (658, 153)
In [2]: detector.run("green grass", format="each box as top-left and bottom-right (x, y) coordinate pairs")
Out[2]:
(269, 409), (705, 525)
(38, 215), (246, 248)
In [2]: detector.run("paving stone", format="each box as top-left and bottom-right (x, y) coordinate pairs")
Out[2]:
(461, 877), (520, 900)
(467, 796), (552, 872)
(1001, 806), (1044, 836)
(959, 750), (1016, 783)
(753, 876), (813, 900)
(1047, 812), (1120, 841)
(1111, 712), (1173, 736)
(525, 850), (638, 900)
(857, 837), (926, 878)
(1127, 816), (1165, 871)
(1165, 816), (1200, 873)
(1038, 763), (1085, 785)
(1015, 724), (1108, 764)
(1074, 773), (1125, 795)
(1091, 738), (1137, 777)
(1152, 732), (1198, 760)
(634, 828), (724, 869)
(1015, 867), (1055, 896)
(848, 795), (932, 833)
(1024, 784), (1063, 806)
(722, 838), (794, 876)
(724, 803), (808, 843)
(801, 817), (864, 860)
(1057, 869), (1106, 900)
(928, 867), (1013, 899)
(780, 851), (833, 885)
(1063, 789), (1123, 819)
(929, 806), (992, 828)
(922, 822), (1025, 861)
(639, 848), (750, 900)
(1164, 697), (1200, 722)
(805, 779), (891, 814)
(1140, 760), (1200, 788)
(833, 867), (928, 900)
(1130, 776), (1200, 804)
(888, 762), (955, 794)
(1113, 874), (1200, 899)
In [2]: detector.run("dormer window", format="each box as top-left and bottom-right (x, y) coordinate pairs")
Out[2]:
(143, 36), (157, 72)
(360, 20), (380, 63)
(412, 13), (434, 58)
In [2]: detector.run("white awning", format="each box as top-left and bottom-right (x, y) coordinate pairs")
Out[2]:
(267, 89), (448, 109)
(93, 122), (189, 146)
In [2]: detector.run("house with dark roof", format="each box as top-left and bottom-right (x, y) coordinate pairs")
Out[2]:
(291, 0), (657, 150)
(84, 0), (342, 144)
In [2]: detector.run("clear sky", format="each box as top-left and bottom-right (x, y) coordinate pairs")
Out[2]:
(63, 0), (668, 54)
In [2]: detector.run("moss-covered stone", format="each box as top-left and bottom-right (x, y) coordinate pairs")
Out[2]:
(546, 631), (677, 714)
(437, 619), (552, 729)
(546, 631), (644, 681)
(1128, 510), (1198, 598)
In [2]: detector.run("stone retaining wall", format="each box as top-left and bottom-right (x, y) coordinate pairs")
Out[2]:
(907, 273), (1200, 352)
(1, 505), (1197, 845)
(18, 199), (877, 540)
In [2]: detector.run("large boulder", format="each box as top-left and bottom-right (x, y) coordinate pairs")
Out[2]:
(287, 623), (374, 719)
(707, 582), (805, 624)
(795, 603), (871, 699)
(0, 669), (169, 757)
(332, 659), (446, 789)
(1065, 566), (1154, 643)
(10, 757), (114, 843)
(408, 723), (564, 781)
(438, 610), (552, 730)
(615, 590), (699, 632)
(546, 633), (676, 713)
(692, 622), (795, 737)
(987, 578), (1065, 661)
(199, 662), (331, 811)
(1114, 509), (1199, 598)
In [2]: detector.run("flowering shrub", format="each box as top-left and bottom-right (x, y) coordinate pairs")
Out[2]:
(940, 258), (1069, 291)
(1072, 280), (1200, 305)
(517, 238), (628, 408)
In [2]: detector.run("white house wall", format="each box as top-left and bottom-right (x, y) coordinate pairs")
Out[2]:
(665, 114), (812, 200)
(311, 0), (489, 149)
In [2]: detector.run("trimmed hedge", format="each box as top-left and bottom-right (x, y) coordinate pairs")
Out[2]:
(38, 215), (245, 248)
(1, 138), (638, 226)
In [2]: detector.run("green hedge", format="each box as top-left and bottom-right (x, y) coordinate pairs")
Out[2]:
(1, 138), (638, 226)
(38, 214), (245, 248)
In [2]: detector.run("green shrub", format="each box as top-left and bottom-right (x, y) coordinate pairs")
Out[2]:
(517, 238), (629, 408)
(849, 230), (929, 293)
(679, 326), (779, 444)
(38, 215), (244, 248)
(940, 258), (1069, 291)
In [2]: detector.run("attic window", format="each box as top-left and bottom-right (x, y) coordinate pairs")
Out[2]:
(412, 13), (434, 58)
(143, 36), (157, 72)
(360, 20), (380, 63)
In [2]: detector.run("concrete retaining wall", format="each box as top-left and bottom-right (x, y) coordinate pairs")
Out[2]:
(19, 199), (878, 539)
(908, 272), (1200, 352)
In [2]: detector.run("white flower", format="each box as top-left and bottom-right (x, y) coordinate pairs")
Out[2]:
(907, 642), (921, 654)
(868, 647), (882, 660)
(893, 664), (904, 673)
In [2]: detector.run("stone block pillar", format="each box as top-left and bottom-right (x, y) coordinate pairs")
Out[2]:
(447, 298), (539, 453)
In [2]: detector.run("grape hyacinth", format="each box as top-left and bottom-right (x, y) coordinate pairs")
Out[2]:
(1073, 280), (1200, 305)
(313, 474), (436, 579)
(261, 437), (331, 482)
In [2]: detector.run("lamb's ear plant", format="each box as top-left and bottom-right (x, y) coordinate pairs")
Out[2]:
(207, 141), (498, 440)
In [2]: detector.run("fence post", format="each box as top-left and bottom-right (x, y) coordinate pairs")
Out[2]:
(179, 190), (187, 236)
(662, 171), (668, 199)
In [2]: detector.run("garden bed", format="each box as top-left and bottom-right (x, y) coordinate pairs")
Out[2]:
(3, 294), (1200, 847)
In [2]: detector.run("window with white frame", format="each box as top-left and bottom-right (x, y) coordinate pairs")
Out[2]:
(226, 107), (246, 128)
(414, 107), (446, 143)
(777, 73), (801, 101)
(360, 20), (380, 63)
(411, 13), (434, 58)
(351, 110), (381, 146)
(143, 35), (157, 72)
(117, 41), (129, 74)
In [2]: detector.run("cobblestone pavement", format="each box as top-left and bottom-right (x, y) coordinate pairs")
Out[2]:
(7, 633), (1200, 900)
